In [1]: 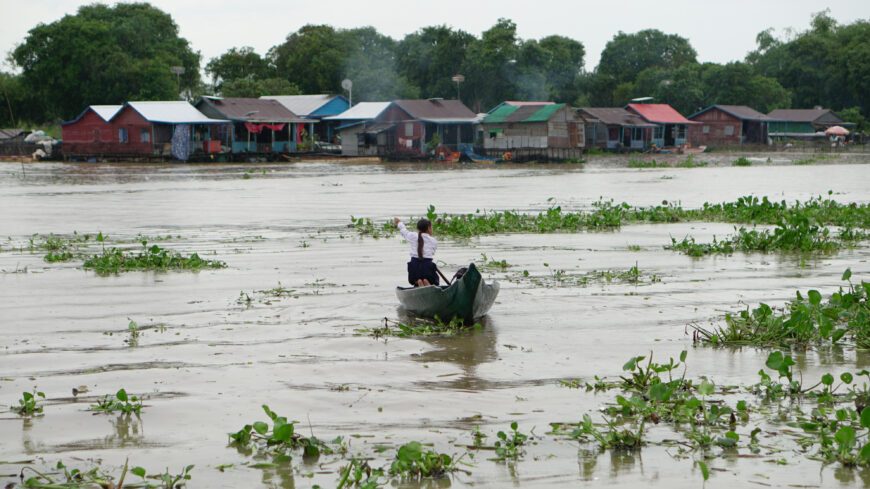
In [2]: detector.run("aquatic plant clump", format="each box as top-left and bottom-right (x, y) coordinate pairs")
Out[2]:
(349, 195), (870, 239)
(693, 269), (870, 348)
(667, 214), (842, 256)
(82, 242), (226, 274)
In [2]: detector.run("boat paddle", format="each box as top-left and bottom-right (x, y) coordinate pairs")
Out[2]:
(435, 266), (452, 285)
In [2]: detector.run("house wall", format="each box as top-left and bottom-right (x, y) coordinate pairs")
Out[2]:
(109, 107), (155, 155)
(769, 121), (814, 134)
(61, 110), (114, 155)
(482, 107), (584, 150)
(689, 108), (742, 144)
(375, 104), (425, 154)
(311, 97), (350, 117)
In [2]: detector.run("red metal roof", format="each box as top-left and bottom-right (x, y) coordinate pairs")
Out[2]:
(626, 103), (693, 124)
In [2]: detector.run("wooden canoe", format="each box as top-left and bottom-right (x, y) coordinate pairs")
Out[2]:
(395, 263), (499, 323)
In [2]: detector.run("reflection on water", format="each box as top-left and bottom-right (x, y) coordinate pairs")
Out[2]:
(409, 316), (499, 391)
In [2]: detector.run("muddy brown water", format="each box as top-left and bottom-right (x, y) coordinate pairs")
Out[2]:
(2, 153), (870, 488)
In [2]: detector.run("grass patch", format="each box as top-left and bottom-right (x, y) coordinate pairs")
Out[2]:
(82, 242), (226, 274)
(733, 157), (752, 166)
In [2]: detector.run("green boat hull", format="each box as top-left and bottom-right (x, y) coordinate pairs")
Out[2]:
(395, 263), (499, 322)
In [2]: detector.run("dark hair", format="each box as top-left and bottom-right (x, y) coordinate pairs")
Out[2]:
(416, 218), (431, 258)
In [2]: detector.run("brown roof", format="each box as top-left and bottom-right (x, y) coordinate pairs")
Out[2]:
(767, 108), (838, 122)
(392, 99), (476, 122)
(691, 105), (770, 121)
(199, 97), (309, 123)
(579, 108), (655, 127)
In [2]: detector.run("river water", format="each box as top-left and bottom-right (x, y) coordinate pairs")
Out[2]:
(2, 153), (870, 488)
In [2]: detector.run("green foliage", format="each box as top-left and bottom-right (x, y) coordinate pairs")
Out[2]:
(389, 441), (457, 478)
(13, 389), (45, 416)
(11, 3), (200, 121)
(733, 157), (752, 166)
(366, 316), (480, 338)
(748, 12), (870, 124)
(693, 270), (870, 348)
(337, 459), (384, 489)
(229, 405), (335, 460)
(89, 389), (143, 415)
(82, 242), (226, 274)
(492, 422), (529, 460)
(205, 46), (273, 93)
(628, 158), (669, 168)
(598, 29), (697, 88)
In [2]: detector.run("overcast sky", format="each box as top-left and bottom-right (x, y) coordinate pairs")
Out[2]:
(2, 0), (869, 73)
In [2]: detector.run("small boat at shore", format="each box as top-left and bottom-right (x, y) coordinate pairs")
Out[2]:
(395, 262), (499, 322)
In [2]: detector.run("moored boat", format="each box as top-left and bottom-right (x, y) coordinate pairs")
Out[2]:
(395, 262), (499, 322)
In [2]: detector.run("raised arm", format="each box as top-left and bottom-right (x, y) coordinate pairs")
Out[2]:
(395, 218), (414, 242)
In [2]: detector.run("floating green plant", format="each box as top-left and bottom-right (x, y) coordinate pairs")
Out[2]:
(363, 317), (481, 338)
(83, 242), (226, 274)
(389, 441), (459, 479)
(12, 389), (45, 416)
(350, 195), (870, 239)
(89, 389), (143, 415)
(629, 158), (670, 168)
(692, 269), (870, 348)
(229, 405), (339, 460)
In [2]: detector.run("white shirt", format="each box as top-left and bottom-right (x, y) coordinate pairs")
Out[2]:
(397, 221), (438, 258)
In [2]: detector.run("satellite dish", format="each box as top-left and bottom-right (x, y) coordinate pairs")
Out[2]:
(341, 79), (353, 91)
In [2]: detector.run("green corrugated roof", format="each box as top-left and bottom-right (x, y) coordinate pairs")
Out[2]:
(483, 104), (519, 123)
(522, 103), (564, 122)
(482, 103), (565, 124)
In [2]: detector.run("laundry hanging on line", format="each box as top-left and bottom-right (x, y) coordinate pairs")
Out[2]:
(244, 122), (286, 134)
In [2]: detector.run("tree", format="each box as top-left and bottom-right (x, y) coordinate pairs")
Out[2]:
(340, 27), (417, 101)
(12, 2), (200, 121)
(270, 25), (346, 94)
(461, 18), (521, 112)
(701, 62), (791, 113)
(221, 78), (301, 98)
(598, 29), (697, 87)
(395, 25), (475, 99)
(515, 35), (585, 103)
(747, 11), (870, 118)
(205, 47), (272, 93)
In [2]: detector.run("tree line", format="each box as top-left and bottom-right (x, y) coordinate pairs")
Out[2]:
(0, 4), (867, 130)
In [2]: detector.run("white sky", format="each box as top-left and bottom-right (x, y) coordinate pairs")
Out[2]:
(2, 0), (869, 73)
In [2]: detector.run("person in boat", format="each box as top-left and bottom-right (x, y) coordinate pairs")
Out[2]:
(394, 217), (439, 287)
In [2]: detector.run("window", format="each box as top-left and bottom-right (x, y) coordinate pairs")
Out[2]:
(405, 122), (414, 137)
(140, 128), (150, 142)
(119, 128), (128, 143)
(724, 125), (734, 136)
(632, 128), (643, 140)
(702, 125), (710, 134)
(677, 125), (686, 139)
(653, 126), (663, 139)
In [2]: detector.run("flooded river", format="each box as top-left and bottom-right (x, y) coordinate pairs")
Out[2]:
(2, 153), (870, 488)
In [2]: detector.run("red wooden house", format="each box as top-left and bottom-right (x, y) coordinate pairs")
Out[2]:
(688, 105), (770, 145)
(61, 101), (229, 160)
(60, 105), (123, 156)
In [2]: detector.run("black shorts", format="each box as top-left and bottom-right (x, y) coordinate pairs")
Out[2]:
(407, 257), (439, 286)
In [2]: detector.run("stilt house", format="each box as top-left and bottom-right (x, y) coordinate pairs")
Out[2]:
(194, 97), (311, 153)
